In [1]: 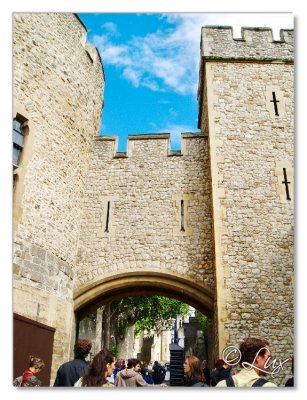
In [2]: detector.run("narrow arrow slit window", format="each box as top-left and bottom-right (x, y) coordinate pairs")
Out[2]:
(282, 168), (291, 201)
(181, 200), (185, 232)
(105, 201), (110, 232)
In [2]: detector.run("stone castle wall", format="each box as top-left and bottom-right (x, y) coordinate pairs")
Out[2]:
(75, 133), (215, 294)
(199, 26), (294, 384)
(13, 13), (104, 383)
(13, 15), (294, 386)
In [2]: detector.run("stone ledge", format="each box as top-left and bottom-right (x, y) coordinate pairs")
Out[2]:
(128, 133), (170, 140)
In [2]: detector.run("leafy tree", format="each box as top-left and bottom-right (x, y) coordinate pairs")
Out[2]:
(109, 296), (189, 343)
(195, 311), (208, 335)
(109, 341), (118, 358)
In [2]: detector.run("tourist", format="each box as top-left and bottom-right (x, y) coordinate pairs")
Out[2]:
(54, 338), (92, 386)
(182, 355), (207, 386)
(74, 348), (115, 387)
(152, 360), (166, 384)
(202, 359), (211, 386)
(210, 358), (232, 386)
(216, 337), (277, 387)
(115, 358), (166, 387)
(141, 362), (154, 384)
(21, 355), (45, 386)
(113, 359), (121, 379)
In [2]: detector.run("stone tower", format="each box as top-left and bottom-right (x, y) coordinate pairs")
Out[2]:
(13, 13), (104, 381)
(198, 26), (294, 372)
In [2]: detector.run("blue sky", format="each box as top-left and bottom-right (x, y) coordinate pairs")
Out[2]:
(78, 13), (293, 152)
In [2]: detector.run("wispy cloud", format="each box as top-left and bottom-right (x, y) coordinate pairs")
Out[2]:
(92, 15), (202, 95)
(92, 14), (293, 95)
(101, 22), (119, 36)
(157, 124), (199, 149)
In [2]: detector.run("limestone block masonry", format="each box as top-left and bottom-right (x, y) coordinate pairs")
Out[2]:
(198, 26), (294, 384)
(13, 13), (104, 383)
(13, 15), (294, 387)
(75, 133), (215, 296)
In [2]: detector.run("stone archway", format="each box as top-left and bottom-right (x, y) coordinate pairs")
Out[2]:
(73, 269), (217, 366)
(74, 270), (215, 317)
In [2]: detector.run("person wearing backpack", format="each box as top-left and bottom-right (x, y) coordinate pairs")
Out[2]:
(18, 355), (45, 386)
(216, 337), (277, 387)
(210, 358), (232, 386)
(152, 361), (166, 384)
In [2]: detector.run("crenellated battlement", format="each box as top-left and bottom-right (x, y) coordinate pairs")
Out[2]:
(94, 132), (208, 158)
(201, 25), (294, 61)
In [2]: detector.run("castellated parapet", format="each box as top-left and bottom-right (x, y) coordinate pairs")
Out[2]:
(13, 13), (104, 383)
(75, 131), (215, 295)
(94, 132), (208, 159)
(201, 26), (294, 61)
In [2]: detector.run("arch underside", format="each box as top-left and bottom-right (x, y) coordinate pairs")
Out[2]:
(74, 270), (215, 319)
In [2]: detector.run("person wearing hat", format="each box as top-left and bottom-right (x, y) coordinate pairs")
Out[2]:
(54, 338), (92, 386)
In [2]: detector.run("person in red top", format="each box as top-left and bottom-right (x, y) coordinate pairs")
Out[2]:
(21, 355), (45, 386)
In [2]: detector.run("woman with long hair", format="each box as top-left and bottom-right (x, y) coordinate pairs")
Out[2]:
(183, 355), (207, 387)
(74, 348), (115, 387)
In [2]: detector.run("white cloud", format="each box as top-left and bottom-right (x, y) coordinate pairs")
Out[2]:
(122, 67), (140, 87)
(157, 124), (199, 148)
(92, 13), (293, 95)
(101, 21), (119, 35)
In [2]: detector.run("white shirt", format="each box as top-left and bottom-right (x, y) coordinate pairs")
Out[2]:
(216, 368), (277, 387)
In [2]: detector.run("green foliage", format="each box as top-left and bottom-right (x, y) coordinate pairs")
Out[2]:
(110, 341), (118, 358)
(196, 311), (208, 335)
(110, 296), (189, 342)
(134, 317), (156, 336)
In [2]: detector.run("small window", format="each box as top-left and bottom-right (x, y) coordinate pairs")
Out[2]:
(105, 201), (110, 232)
(13, 119), (25, 167)
(180, 200), (185, 232)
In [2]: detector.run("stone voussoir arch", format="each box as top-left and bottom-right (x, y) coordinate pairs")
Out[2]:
(73, 269), (215, 319)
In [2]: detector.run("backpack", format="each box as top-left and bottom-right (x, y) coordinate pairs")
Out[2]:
(159, 366), (166, 380)
(226, 376), (268, 387)
(13, 371), (34, 387)
(153, 366), (165, 383)
(13, 375), (23, 387)
(210, 366), (231, 386)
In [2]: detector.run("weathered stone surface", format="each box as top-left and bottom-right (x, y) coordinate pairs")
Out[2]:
(75, 133), (215, 294)
(13, 13), (104, 384)
(199, 26), (294, 385)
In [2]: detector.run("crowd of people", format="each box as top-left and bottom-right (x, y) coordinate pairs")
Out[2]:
(14, 336), (294, 388)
